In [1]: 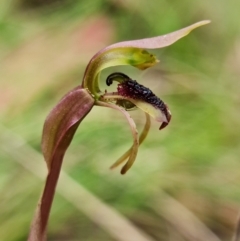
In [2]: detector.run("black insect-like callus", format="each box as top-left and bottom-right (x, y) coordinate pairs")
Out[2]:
(104, 72), (171, 130)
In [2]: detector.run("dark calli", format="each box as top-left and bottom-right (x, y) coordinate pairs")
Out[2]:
(104, 72), (171, 130)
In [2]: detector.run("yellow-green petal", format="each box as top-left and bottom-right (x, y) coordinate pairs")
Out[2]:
(83, 48), (158, 96)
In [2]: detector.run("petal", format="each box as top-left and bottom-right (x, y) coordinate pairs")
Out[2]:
(96, 100), (139, 174)
(110, 113), (151, 170)
(82, 20), (210, 96)
(28, 87), (94, 240)
(104, 20), (210, 50)
(83, 48), (158, 95)
(42, 86), (94, 170)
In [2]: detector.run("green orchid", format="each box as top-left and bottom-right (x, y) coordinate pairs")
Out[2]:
(28, 20), (210, 241)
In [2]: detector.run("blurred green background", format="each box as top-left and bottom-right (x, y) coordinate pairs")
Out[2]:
(0, 0), (240, 240)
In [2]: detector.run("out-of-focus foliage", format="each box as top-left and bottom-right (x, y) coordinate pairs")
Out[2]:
(0, 0), (240, 240)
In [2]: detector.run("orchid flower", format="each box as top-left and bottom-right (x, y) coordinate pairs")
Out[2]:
(28, 20), (210, 241)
